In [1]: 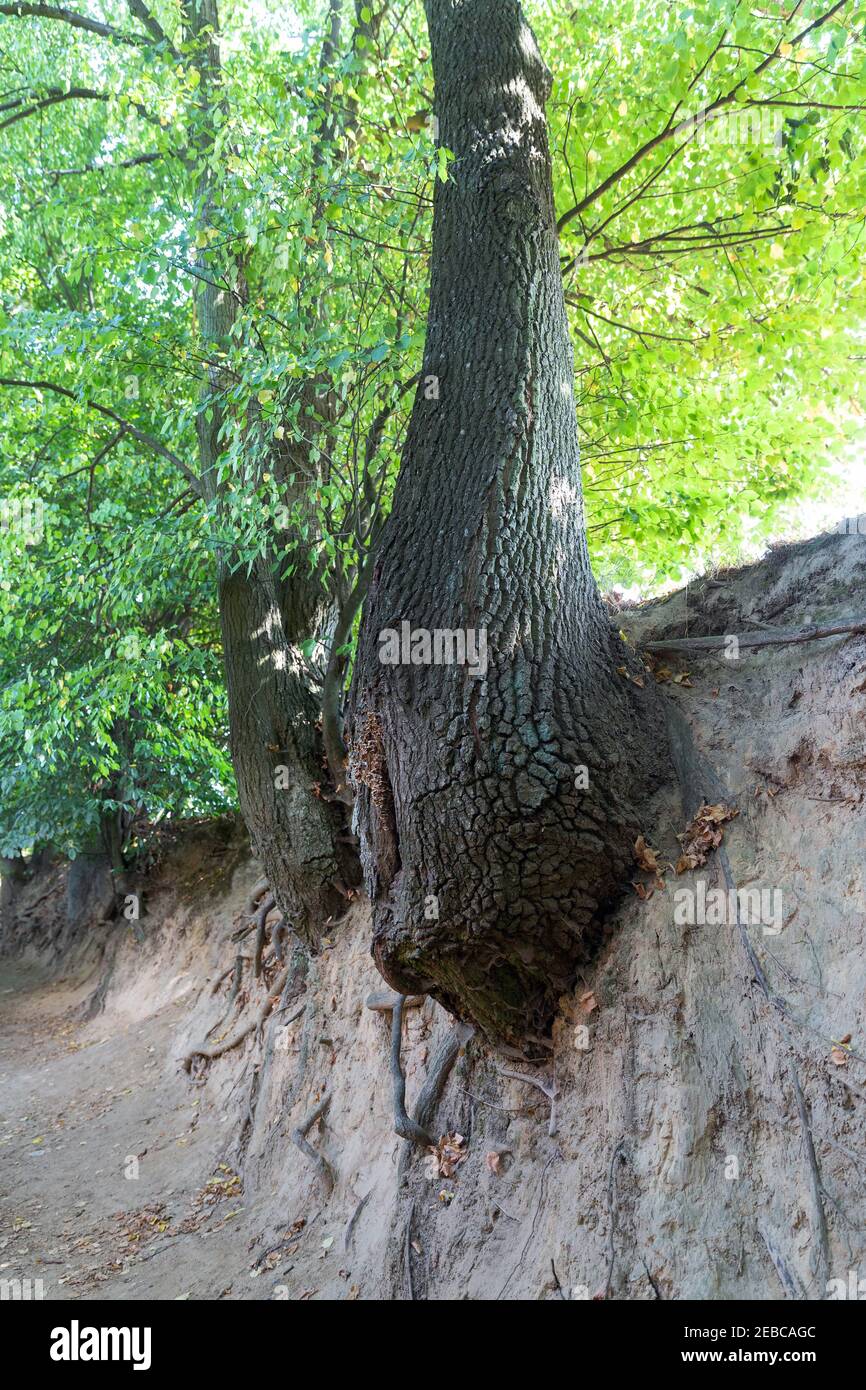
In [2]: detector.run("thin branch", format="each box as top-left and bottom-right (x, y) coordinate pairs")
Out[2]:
(556, 0), (850, 232)
(0, 377), (200, 493)
(36, 151), (164, 180)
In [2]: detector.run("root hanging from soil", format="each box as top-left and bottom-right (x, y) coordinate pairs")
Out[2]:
(366, 991), (474, 1157)
(643, 614), (866, 655)
(389, 996), (434, 1148)
(183, 964), (289, 1073)
(365, 989), (425, 1013)
(291, 1093), (335, 1196)
(399, 1021), (475, 1181)
(499, 1064), (558, 1136)
(251, 892), (276, 978)
(206, 952), (248, 1038)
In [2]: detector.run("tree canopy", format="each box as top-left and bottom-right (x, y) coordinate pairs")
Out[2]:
(0, 0), (863, 857)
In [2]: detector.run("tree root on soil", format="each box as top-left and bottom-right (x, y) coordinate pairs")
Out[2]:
(251, 892), (276, 978)
(499, 1064), (559, 1136)
(389, 996), (434, 1148)
(365, 989), (425, 1012)
(366, 991), (473, 1154)
(206, 952), (248, 1038)
(643, 615), (866, 656)
(291, 1093), (335, 1196)
(183, 964), (289, 1073)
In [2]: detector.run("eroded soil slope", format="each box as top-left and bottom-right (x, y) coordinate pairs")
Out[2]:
(2, 528), (866, 1300)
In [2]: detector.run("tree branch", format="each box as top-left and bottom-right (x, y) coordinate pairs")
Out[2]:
(556, 0), (850, 233)
(125, 0), (178, 58)
(0, 86), (106, 130)
(0, 84), (160, 129)
(0, 2), (145, 45)
(0, 377), (201, 494)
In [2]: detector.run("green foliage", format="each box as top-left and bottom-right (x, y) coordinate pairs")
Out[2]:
(0, 432), (234, 856)
(541, 0), (866, 585)
(0, 0), (864, 851)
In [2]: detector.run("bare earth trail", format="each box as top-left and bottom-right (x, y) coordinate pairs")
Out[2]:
(0, 957), (265, 1301)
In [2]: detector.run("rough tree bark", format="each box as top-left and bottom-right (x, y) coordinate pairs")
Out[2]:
(348, 0), (666, 1047)
(185, 0), (356, 942)
(219, 557), (355, 943)
(0, 854), (28, 935)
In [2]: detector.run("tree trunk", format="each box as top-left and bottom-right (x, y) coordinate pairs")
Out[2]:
(219, 557), (356, 945)
(348, 0), (667, 1048)
(184, 0), (356, 941)
(0, 854), (28, 937)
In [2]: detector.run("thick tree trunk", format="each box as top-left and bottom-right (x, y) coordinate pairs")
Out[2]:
(348, 0), (666, 1047)
(219, 558), (356, 945)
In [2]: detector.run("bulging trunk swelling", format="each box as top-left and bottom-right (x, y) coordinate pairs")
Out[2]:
(219, 559), (357, 947)
(347, 0), (666, 1047)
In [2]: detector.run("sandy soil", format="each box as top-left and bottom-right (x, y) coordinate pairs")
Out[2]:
(0, 953), (274, 1301)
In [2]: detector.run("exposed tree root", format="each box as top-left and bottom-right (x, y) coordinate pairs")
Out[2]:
(411, 1020), (474, 1141)
(291, 1093), (335, 1196)
(496, 1150), (563, 1300)
(271, 916), (289, 965)
(499, 1064), (558, 1136)
(240, 1003), (305, 1161)
(252, 892), (276, 978)
(229, 877), (272, 946)
(404, 1198), (416, 1301)
(183, 964), (288, 1073)
(207, 952), (248, 1038)
(389, 996), (433, 1148)
(344, 1190), (371, 1251)
(604, 1139), (628, 1298)
(365, 989), (425, 1013)
(396, 1019), (474, 1182)
(758, 1223), (801, 1299)
(247, 876), (270, 912)
(79, 932), (121, 1020)
(643, 615), (866, 656)
(366, 991), (473, 1156)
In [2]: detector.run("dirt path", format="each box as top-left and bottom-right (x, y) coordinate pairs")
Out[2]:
(0, 958), (270, 1301)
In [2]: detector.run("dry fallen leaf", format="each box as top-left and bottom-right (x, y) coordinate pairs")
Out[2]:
(617, 665), (645, 688)
(578, 989), (598, 1016)
(425, 1132), (467, 1180)
(484, 1152), (501, 1175)
(634, 834), (661, 873)
(675, 802), (739, 873)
